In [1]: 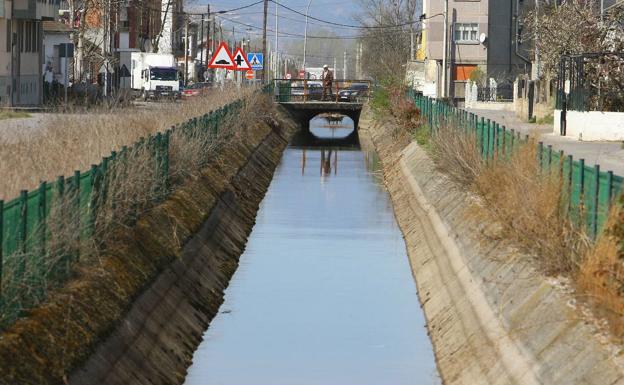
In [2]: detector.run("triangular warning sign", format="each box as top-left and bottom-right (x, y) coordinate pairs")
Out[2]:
(208, 42), (235, 70)
(232, 47), (252, 71)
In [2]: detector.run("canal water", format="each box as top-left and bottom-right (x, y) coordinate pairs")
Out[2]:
(183, 117), (439, 385)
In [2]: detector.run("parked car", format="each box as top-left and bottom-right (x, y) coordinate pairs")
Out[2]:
(290, 81), (323, 101)
(182, 82), (213, 98)
(339, 83), (370, 102)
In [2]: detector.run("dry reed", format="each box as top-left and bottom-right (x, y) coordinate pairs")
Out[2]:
(577, 205), (624, 337)
(0, 86), (254, 201)
(0, 89), (276, 329)
(429, 122), (484, 187)
(427, 121), (589, 275)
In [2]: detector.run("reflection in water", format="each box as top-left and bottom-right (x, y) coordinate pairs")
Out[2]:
(183, 117), (440, 385)
(319, 148), (338, 176)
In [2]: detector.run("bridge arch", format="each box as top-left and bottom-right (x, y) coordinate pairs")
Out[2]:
(277, 102), (363, 133)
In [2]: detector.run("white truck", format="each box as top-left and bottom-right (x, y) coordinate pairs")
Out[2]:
(131, 52), (180, 100)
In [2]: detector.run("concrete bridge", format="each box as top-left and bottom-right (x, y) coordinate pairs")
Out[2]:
(277, 101), (364, 132)
(273, 78), (369, 132)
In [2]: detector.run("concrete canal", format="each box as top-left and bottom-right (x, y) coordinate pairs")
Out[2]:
(183, 117), (439, 384)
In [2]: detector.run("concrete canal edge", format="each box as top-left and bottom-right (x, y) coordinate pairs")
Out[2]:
(0, 106), (298, 385)
(359, 106), (624, 385)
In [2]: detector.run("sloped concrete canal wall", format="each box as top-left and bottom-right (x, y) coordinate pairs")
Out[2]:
(0, 107), (297, 385)
(359, 107), (624, 385)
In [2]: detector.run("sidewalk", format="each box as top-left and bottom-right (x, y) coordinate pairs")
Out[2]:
(467, 108), (624, 176)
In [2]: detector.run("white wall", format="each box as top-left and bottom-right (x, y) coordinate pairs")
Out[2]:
(43, 33), (72, 86)
(554, 109), (624, 141)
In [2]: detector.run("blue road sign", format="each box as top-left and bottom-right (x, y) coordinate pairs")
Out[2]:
(247, 53), (264, 70)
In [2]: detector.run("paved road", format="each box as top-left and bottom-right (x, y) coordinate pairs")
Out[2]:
(467, 108), (624, 176)
(0, 114), (52, 144)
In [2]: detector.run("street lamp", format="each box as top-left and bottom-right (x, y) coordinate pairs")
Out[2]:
(302, 0), (313, 76)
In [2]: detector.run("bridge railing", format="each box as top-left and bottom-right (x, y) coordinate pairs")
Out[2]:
(273, 79), (372, 103)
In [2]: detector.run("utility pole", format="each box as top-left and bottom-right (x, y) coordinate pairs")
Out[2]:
(441, 0), (448, 98)
(200, 13), (204, 77)
(343, 51), (347, 79)
(184, 14), (189, 85)
(302, 0), (313, 75)
(262, 0), (268, 82)
(275, 0), (279, 79)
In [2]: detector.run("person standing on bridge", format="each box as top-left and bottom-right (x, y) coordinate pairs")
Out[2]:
(322, 65), (334, 101)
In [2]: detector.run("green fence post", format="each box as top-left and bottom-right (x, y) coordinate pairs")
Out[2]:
(163, 130), (170, 197)
(607, 170), (614, 207)
(501, 126), (507, 156)
(479, 117), (485, 156)
(567, 155), (574, 213)
(485, 119), (491, 160)
(538, 142), (544, 170)
(558, 150), (565, 182)
(38, 182), (47, 255)
(0, 199), (3, 302)
(19, 190), (27, 256)
(579, 159), (586, 225)
(73, 170), (81, 261)
(510, 129), (515, 151)
(494, 123), (500, 157)
(89, 164), (98, 237)
(591, 164), (600, 239)
(547, 145), (553, 171)
(155, 133), (163, 199)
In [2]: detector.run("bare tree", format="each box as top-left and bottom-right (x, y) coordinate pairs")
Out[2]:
(525, 0), (624, 110)
(356, 0), (420, 83)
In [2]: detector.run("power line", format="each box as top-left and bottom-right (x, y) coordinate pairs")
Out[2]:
(269, 0), (430, 29)
(183, 0), (264, 16)
(216, 14), (422, 40)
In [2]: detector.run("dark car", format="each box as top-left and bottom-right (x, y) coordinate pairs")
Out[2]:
(182, 82), (213, 98)
(339, 83), (370, 102)
(290, 81), (323, 101)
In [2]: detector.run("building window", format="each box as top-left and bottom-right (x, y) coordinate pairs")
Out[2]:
(454, 23), (479, 43)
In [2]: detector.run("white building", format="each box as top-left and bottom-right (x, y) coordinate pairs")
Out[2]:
(42, 20), (72, 88)
(0, 0), (60, 106)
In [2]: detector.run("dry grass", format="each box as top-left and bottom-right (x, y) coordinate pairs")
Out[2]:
(0, 86), (254, 201)
(430, 123), (484, 187)
(578, 206), (624, 337)
(427, 122), (589, 275)
(473, 144), (590, 274)
(0, 89), (277, 328)
(422, 116), (624, 337)
(0, 111), (30, 120)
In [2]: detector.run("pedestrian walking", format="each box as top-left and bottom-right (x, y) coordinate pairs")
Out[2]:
(322, 65), (333, 101)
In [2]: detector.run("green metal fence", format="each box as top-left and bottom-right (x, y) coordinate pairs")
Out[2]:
(0, 88), (270, 327)
(410, 92), (624, 239)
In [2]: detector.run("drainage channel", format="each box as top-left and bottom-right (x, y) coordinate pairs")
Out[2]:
(183, 116), (439, 385)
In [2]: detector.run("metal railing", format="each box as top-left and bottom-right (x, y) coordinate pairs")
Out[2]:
(273, 79), (372, 103)
(0, 85), (273, 328)
(410, 91), (624, 239)
(477, 84), (513, 102)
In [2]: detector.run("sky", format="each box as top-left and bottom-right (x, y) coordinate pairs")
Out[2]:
(187, 0), (364, 63)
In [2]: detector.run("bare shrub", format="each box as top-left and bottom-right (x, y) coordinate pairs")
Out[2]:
(0, 86), (252, 201)
(0, 189), (84, 327)
(577, 202), (624, 337)
(578, 220), (624, 336)
(0, 88), (275, 329)
(472, 143), (589, 274)
(430, 123), (484, 187)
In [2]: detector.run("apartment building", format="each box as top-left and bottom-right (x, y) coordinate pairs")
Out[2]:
(0, 0), (60, 106)
(417, 0), (532, 100)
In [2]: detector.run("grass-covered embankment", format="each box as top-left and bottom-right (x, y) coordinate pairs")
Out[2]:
(0, 98), (297, 384)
